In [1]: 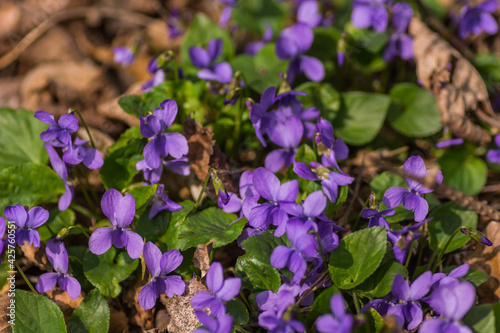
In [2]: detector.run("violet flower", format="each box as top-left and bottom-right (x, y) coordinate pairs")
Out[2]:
(384, 3), (414, 61)
(217, 192), (242, 213)
(460, 227), (493, 246)
(458, 0), (498, 38)
(388, 219), (429, 264)
(112, 47), (136, 66)
(351, 0), (388, 32)
(293, 161), (354, 203)
(142, 57), (166, 92)
(5, 204), (48, 248)
(45, 143), (74, 211)
(188, 38), (233, 83)
(89, 189), (144, 259)
(316, 294), (354, 333)
(436, 138), (464, 148)
(0, 218), (5, 257)
(149, 184), (182, 220)
(36, 238), (81, 299)
(136, 157), (190, 184)
(190, 262), (241, 318)
(383, 155), (443, 222)
(140, 99), (189, 169)
(315, 117), (349, 170)
(275, 23), (325, 82)
(63, 138), (103, 170)
(194, 311), (233, 333)
(138, 242), (185, 309)
(245, 23), (273, 56)
(361, 207), (395, 229)
(167, 9), (183, 39)
(34, 110), (79, 147)
(431, 263), (469, 286)
(421, 278), (475, 332)
(487, 134), (500, 164)
(270, 219), (318, 283)
(247, 167), (298, 237)
(387, 272), (433, 330)
(298, 0), (323, 27)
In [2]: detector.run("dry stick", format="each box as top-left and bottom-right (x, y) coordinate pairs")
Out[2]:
(0, 6), (154, 70)
(338, 163), (364, 227)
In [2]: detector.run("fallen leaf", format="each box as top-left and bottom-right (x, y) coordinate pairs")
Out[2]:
(409, 17), (497, 145)
(44, 287), (84, 323)
(0, 294), (13, 333)
(193, 242), (213, 278)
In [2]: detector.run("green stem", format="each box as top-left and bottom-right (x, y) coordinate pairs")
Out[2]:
(313, 230), (328, 268)
(73, 166), (97, 214)
(234, 324), (250, 333)
(195, 169), (213, 208)
(351, 197), (370, 230)
(431, 226), (467, 272)
(70, 203), (100, 220)
(240, 291), (258, 319)
(312, 133), (321, 162)
(70, 109), (96, 149)
(77, 164), (99, 205)
(404, 241), (414, 269)
(352, 291), (361, 314)
(15, 261), (36, 294)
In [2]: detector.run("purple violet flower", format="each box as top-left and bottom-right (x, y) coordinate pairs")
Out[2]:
(36, 238), (81, 299)
(193, 311), (233, 333)
(63, 138), (103, 170)
(351, 0), (388, 32)
(0, 218), (5, 256)
(112, 47), (136, 66)
(149, 184), (182, 220)
(315, 117), (349, 170)
(387, 272), (433, 330)
(247, 167), (298, 237)
(275, 23), (325, 82)
(436, 138), (464, 148)
(298, 0), (323, 27)
(167, 9), (183, 39)
(217, 192), (242, 213)
(190, 262), (241, 318)
(383, 155), (443, 222)
(5, 204), (48, 248)
(45, 143), (74, 211)
(421, 278), (475, 332)
(316, 294), (354, 333)
(34, 110), (79, 147)
(140, 99), (189, 169)
(245, 23), (273, 55)
(361, 208), (395, 229)
(270, 219), (318, 283)
(458, 0), (498, 38)
(460, 228), (493, 246)
(88, 189), (144, 259)
(188, 38), (233, 83)
(138, 242), (185, 309)
(136, 157), (190, 185)
(487, 134), (500, 164)
(388, 219), (429, 264)
(384, 3), (414, 61)
(293, 161), (354, 203)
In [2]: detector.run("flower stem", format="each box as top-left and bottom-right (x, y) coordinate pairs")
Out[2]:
(70, 203), (100, 221)
(69, 108), (96, 149)
(431, 225), (467, 272)
(73, 166), (97, 214)
(352, 291), (361, 314)
(195, 168), (213, 208)
(15, 261), (37, 294)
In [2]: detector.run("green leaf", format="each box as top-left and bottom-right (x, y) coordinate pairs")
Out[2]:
(357, 249), (408, 298)
(117, 95), (146, 118)
(126, 184), (157, 211)
(68, 246), (94, 293)
(308, 27), (342, 61)
(438, 148), (487, 196)
(334, 92), (390, 145)
(162, 201), (196, 249)
(428, 202), (478, 253)
(13, 289), (67, 333)
(100, 138), (146, 190)
(463, 304), (495, 333)
(236, 231), (287, 292)
(136, 209), (171, 243)
(83, 248), (139, 298)
(226, 299), (249, 325)
(38, 208), (76, 242)
(387, 83), (442, 137)
(0, 108), (49, 170)
(176, 208), (246, 251)
(329, 227), (387, 289)
(235, 254), (281, 292)
(0, 163), (65, 211)
(370, 171), (406, 201)
(493, 301), (500, 333)
(232, 44), (288, 94)
(68, 289), (110, 333)
(296, 82), (341, 122)
(181, 13), (234, 63)
(294, 144), (316, 164)
(305, 285), (339, 327)
(443, 266), (488, 287)
(231, 0), (288, 34)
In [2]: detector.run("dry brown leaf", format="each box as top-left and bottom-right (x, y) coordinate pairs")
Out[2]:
(154, 309), (170, 332)
(20, 243), (50, 271)
(109, 306), (130, 333)
(122, 280), (154, 330)
(183, 117), (215, 182)
(463, 221), (500, 303)
(0, 294), (13, 333)
(409, 17), (497, 145)
(44, 287), (84, 323)
(97, 82), (143, 128)
(0, 3), (20, 40)
(161, 276), (207, 333)
(193, 242), (213, 278)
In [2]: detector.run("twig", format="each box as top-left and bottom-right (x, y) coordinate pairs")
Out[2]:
(0, 6), (154, 70)
(339, 164), (363, 227)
